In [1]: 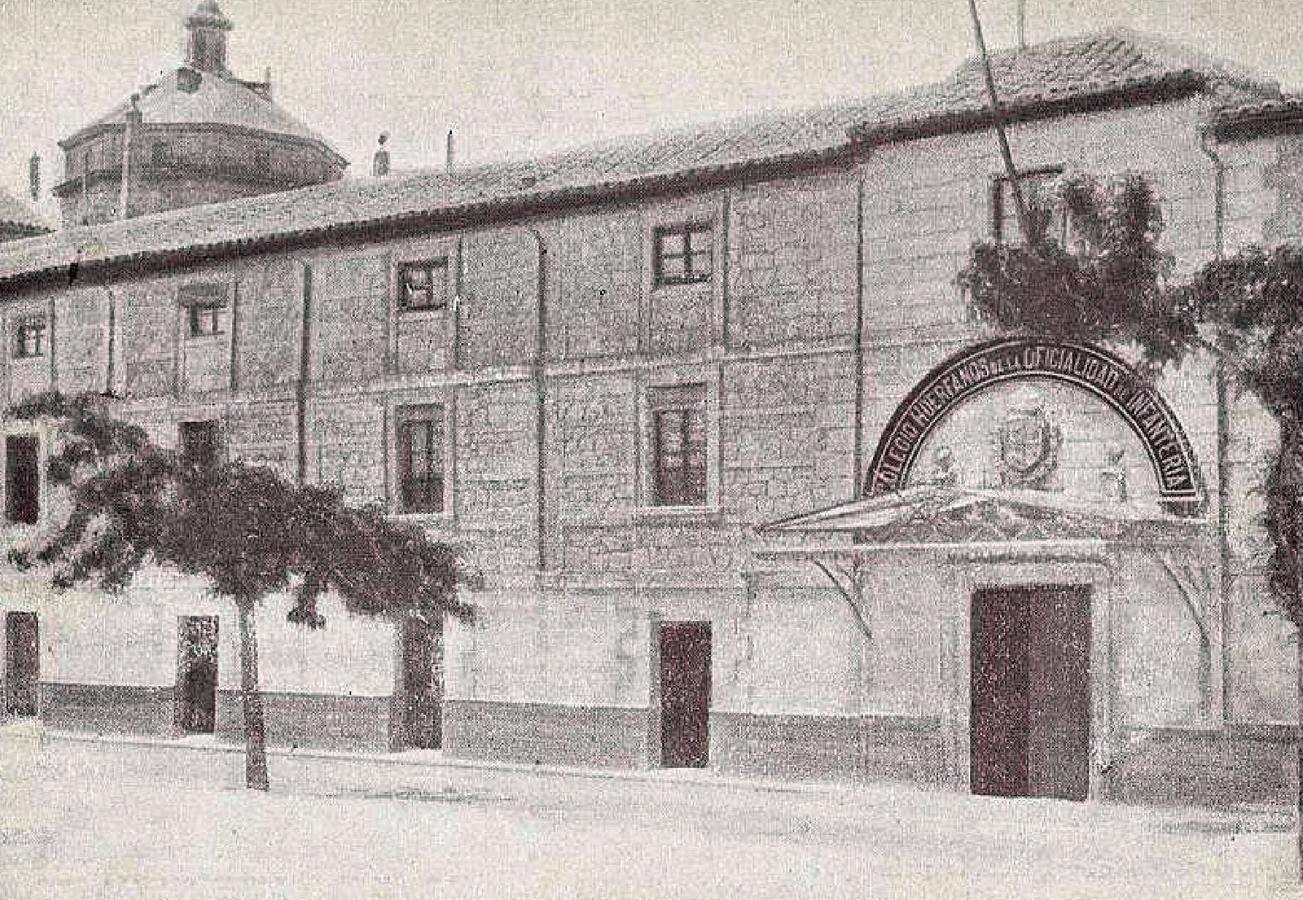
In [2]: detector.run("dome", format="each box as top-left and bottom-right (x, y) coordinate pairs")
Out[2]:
(52, 1), (346, 227)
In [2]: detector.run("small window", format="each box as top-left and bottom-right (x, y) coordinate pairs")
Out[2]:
(179, 283), (228, 337)
(254, 149), (270, 173)
(6, 435), (39, 525)
(189, 304), (226, 337)
(653, 224), (713, 287)
(179, 421), (220, 472)
(397, 406), (446, 513)
(993, 168), (1070, 246)
(398, 260), (450, 312)
(152, 142), (170, 167)
(650, 384), (707, 507)
(14, 319), (45, 359)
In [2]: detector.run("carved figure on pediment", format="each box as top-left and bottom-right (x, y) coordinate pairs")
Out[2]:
(924, 444), (960, 486)
(1099, 441), (1128, 503)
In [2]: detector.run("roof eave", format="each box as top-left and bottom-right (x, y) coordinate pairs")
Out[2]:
(849, 71), (1208, 145)
(1210, 104), (1303, 141)
(0, 143), (861, 291)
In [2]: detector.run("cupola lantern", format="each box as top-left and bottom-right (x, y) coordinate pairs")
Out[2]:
(185, 0), (233, 74)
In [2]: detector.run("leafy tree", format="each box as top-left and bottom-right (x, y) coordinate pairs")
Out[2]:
(959, 174), (1303, 876)
(6, 391), (477, 790)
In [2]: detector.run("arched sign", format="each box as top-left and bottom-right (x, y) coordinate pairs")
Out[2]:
(864, 338), (1203, 508)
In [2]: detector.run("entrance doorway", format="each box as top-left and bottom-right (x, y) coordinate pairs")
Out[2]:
(176, 616), (218, 734)
(401, 616), (443, 749)
(4, 611), (39, 717)
(970, 585), (1091, 801)
(658, 621), (711, 768)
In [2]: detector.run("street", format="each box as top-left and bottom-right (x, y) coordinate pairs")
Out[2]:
(0, 727), (1298, 899)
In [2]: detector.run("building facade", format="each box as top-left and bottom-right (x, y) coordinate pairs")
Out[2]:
(2, 31), (1303, 805)
(52, 2), (346, 228)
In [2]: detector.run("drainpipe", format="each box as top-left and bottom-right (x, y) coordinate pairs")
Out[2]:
(853, 169), (867, 496)
(1199, 126), (1231, 725)
(102, 286), (117, 396)
(296, 264), (313, 484)
(524, 228), (549, 574)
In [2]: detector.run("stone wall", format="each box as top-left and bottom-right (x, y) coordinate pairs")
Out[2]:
(2, 88), (1300, 798)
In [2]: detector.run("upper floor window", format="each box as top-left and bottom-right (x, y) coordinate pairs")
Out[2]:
(179, 420), (221, 472)
(5, 435), (39, 525)
(179, 283), (228, 338)
(254, 149), (271, 174)
(397, 405), (446, 514)
(650, 383), (707, 507)
(152, 142), (171, 167)
(993, 167), (1071, 247)
(653, 224), (713, 287)
(398, 260), (450, 312)
(14, 318), (46, 360)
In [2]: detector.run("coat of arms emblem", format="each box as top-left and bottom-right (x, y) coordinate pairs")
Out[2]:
(995, 391), (1061, 488)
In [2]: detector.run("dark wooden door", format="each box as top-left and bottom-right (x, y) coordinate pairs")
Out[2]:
(970, 589), (1030, 797)
(177, 616), (218, 734)
(5, 611), (39, 717)
(970, 586), (1091, 801)
(659, 622), (711, 768)
(1027, 586), (1092, 801)
(402, 617), (443, 749)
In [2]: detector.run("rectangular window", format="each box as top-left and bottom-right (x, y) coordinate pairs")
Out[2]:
(993, 168), (1069, 246)
(188, 304), (226, 337)
(254, 149), (270, 173)
(397, 406), (445, 513)
(6, 435), (39, 525)
(179, 283), (228, 337)
(650, 384), (707, 507)
(179, 420), (220, 471)
(14, 319), (45, 359)
(653, 224), (713, 287)
(398, 260), (450, 312)
(152, 142), (170, 167)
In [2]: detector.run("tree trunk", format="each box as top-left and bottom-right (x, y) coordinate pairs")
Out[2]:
(1296, 632), (1302, 881)
(236, 598), (270, 791)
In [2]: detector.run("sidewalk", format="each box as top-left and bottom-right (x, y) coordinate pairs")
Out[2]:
(37, 724), (1295, 837)
(4, 725), (1299, 899)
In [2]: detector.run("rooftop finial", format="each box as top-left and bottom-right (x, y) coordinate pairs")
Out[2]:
(185, 0), (233, 74)
(373, 133), (390, 177)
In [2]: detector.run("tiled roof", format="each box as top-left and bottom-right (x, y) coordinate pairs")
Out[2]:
(0, 190), (49, 233)
(61, 66), (344, 163)
(0, 29), (1279, 286)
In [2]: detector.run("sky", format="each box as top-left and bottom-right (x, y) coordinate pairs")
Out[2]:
(1, 0), (1301, 222)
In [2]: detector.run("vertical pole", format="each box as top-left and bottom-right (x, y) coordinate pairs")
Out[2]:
(1016, 0), (1027, 49)
(967, 0), (1033, 243)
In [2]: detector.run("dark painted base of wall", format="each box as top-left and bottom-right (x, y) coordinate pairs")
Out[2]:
(33, 682), (393, 753)
(710, 711), (948, 785)
(1100, 726), (1298, 807)
(40, 682), (175, 737)
(215, 690), (393, 753)
(30, 684), (1302, 808)
(444, 699), (649, 768)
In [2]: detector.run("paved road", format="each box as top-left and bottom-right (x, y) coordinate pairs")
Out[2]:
(0, 730), (1298, 899)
